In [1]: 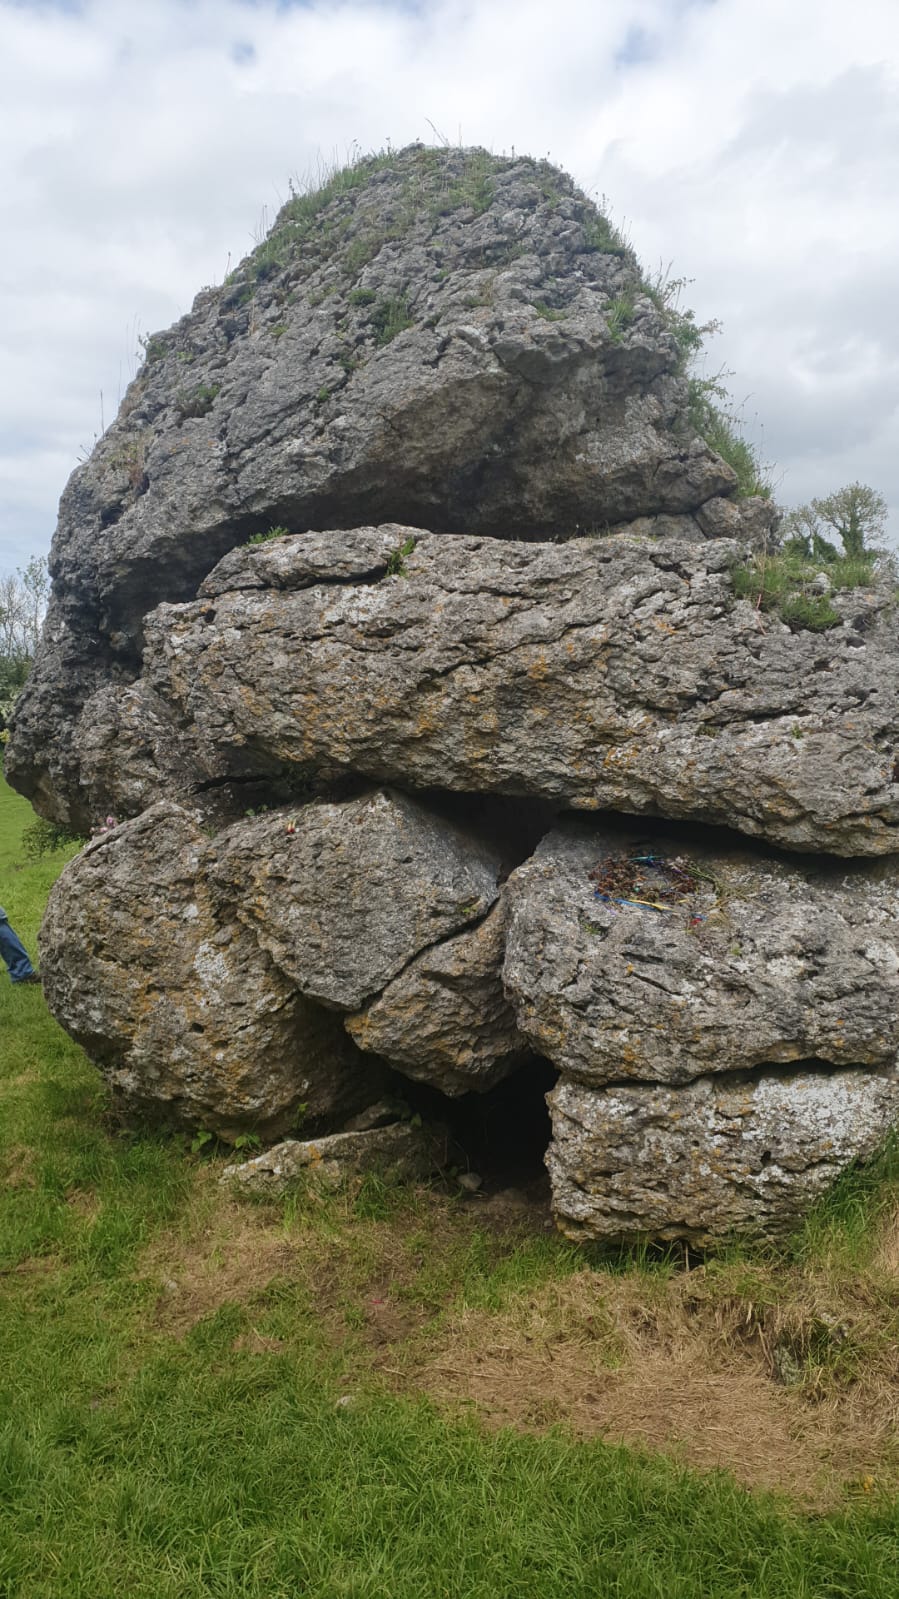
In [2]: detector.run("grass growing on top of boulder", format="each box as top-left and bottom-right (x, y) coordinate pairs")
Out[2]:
(3, 771), (899, 1594)
(731, 545), (881, 630)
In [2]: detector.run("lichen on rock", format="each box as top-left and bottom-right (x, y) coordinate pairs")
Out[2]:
(11, 143), (899, 1241)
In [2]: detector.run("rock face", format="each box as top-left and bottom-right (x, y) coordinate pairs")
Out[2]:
(346, 901), (528, 1095)
(6, 145), (748, 833)
(504, 824), (899, 1237)
(548, 1071), (899, 1245)
(13, 144), (899, 1241)
(208, 788), (503, 1010)
(39, 803), (382, 1140)
(504, 825), (899, 1086)
(121, 527), (897, 856)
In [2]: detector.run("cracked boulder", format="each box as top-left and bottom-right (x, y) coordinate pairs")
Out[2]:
(345, 899), (529, 1095)
(503, 822), (899, 1086)
(38, 802), (381, 1141)
(128, 526), (899, 855)
(548, 1069), (899, 1244)
(207, 788), (503, 1010)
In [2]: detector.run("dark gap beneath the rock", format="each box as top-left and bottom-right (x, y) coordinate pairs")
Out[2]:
(395, 1056), (558, 1197)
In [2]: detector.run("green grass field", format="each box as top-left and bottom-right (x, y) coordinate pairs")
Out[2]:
(2, 773), (899, 1597)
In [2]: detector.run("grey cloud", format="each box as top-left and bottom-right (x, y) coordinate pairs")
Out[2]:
(1, 0), (898, 571)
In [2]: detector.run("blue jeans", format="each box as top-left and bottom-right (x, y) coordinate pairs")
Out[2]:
(0, 912), (36, 982)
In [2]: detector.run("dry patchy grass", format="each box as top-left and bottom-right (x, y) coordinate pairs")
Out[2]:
(132, 1167), (899, 1511)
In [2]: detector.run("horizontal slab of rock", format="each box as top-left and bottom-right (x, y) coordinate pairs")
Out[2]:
(503, 823), (899, 1087)
(547, 1069), (899, 1244)
(39, 802), (381, 1140)
(346, 900), (528, 1094)
(221, 1120), (448, 1195)
(135, 527), (899, 855)
(209, 789), (502, 1010)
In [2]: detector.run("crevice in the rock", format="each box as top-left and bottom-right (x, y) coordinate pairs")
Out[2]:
(393, 1055), (557, 1193)
(552, 803), (894, 874)
(412, 788), (559, 877)
(574, 1056), (894, 1097)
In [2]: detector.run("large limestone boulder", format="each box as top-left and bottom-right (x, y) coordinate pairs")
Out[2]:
(548, 1070), (899, 1244)
(117, 527), (899, 856)
(38, 802), (381, 1140)
(503, 823), (899, 1085)
(7, 146), (741, 832)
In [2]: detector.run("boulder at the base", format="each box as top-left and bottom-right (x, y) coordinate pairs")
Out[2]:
(221, 1120), (448, 1195)
(140, 527), (899, 855)
(39, 802), (380, 1140)
(345, 900), (529, 1095)
(208, 788), (503, 1010)
(503, 824), (899, 1086)
(548, 1069), (899, 1244)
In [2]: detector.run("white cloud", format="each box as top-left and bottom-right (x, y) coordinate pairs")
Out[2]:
(2, 0), (898, 572)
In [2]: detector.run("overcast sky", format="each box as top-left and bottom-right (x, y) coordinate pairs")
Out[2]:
(2, 0), (897, 573)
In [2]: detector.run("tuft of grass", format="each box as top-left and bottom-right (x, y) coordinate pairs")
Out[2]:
(688, 377), (770, 498)
(385, 535), (417, 576)
(605, 293), (637, 343)
(244, 525), (290, 547)
(731, 546), (879, 630)
(370, 295), (414, 346)
(433, 150), (495, 217)
(582, 212), (631, 257)
(533, 300), (567, 322)
(174, 383), (220, 421)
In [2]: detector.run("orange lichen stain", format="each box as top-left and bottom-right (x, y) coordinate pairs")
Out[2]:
(653, 618), (677, 635)
(528, 654), (549, 681)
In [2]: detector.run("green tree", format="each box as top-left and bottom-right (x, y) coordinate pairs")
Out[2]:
(782, 482), (888, 560)
(0, 555), (49, 723)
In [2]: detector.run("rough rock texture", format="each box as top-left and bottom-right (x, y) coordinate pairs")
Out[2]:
(38, 802), (382, 1139)
(120, 527), (899, 856)
(548, 1070), (899, 1244)
(208, 788), (503, 1010)
(503, 824), (899, 1086)
(13, 144), (899, 1242)
(221, 1120), (449, 1195)
(346, 900), (528, 1094)
(8, 145), (764, 831)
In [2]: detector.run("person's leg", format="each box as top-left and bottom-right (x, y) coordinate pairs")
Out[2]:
(0, 915), (37, 982)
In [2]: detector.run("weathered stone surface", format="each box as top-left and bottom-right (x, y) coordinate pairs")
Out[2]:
(346, 900), (528, 1094)
(39, 802), (381, 1140)
(503, 823), (899, 1087)
(10, 143), (899, 1246)
(136, 527), (899, 855)
(221, 1120), (448, 1195)
(208, 789), (502, 1010)
(7, 146), (737, 830)
(547, 1069), (899, 1244)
